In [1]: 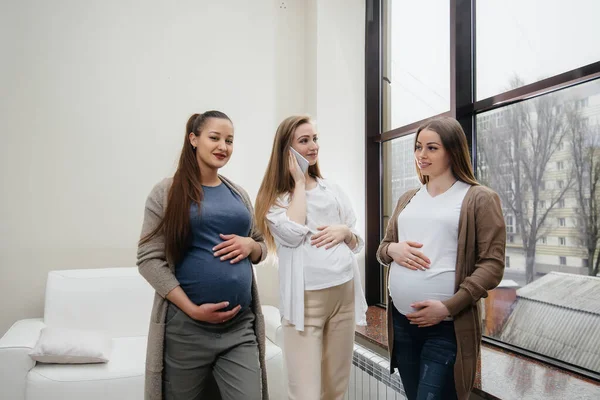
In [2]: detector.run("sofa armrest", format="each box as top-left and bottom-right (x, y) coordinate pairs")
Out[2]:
(261, 305), (283, 348)
(0, 318), (45, 400)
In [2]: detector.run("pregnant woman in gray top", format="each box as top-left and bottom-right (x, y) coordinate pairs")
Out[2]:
(137, 111), (269, 400)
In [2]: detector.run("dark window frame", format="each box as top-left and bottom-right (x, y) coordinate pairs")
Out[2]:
(559, 217), (567, 227)
(560, 256), (567, 265)
(365, 0), (600, 379)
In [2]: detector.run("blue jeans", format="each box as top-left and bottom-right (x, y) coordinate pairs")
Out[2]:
(392, 305), (458, 400)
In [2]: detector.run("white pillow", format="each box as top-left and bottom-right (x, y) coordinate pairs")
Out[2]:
(29, 327), (112, 364)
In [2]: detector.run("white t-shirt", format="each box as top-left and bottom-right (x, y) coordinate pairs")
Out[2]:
(388, 180), (471, 315)
(303, 184), (354, 290)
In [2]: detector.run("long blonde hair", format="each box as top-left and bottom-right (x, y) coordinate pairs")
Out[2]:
(415, 117), (479, 186)
(255, 115), (323, 250)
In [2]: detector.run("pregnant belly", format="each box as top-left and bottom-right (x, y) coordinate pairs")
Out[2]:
(388, 262), (455, 315)
(177, 258), (253, 311)
(304, 243), (353, 271)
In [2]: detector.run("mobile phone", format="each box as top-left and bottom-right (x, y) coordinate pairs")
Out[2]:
(290, 147), (309, 174)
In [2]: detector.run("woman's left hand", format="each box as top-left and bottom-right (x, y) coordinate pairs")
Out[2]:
(406, 300), (450, 328)
(213, 234), (256, 264)
(311, 225), (352, 249)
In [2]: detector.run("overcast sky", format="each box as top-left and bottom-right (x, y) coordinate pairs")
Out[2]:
(389, 0), (600, 128)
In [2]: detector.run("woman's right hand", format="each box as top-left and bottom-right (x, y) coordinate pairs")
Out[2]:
(387, 241), (430, 271)
(288, 150), (306, 183)
(187, 302), (241, 324)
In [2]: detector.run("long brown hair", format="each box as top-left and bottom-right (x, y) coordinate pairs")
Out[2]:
(415, 116), (479, 186)
(255, 115), (322, 250)
(140, 110), (232, 263)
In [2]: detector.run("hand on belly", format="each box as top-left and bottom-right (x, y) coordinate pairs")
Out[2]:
(187, 301), (241, 324)
(405, 300), (450, 328)
(310, 224), (352, 249)
(387, 241), (431, 271)
(213, 233), (256, 264)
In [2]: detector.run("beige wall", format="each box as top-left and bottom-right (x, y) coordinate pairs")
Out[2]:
(0, 0), (365, 335)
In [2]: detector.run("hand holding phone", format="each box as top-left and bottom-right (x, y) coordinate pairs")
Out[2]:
(290, 147), (309, 174)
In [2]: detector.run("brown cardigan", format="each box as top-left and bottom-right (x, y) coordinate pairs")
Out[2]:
(376, 185), (506, 400)
(137, 176), (269, 400)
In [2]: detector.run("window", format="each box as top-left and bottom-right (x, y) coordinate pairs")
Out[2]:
(559, 218), (566, 227)
(471, 82), (599, 372)
(369, 0), (600, 376)
(576, 97), (589, 108)
(383, 0), (450, 130)
(476, 0), (600, 99)
(382, 134), (420, 220)
(506, 216), (514, 233)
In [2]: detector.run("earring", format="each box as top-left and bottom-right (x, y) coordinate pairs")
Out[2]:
(192, 145), (196, 150)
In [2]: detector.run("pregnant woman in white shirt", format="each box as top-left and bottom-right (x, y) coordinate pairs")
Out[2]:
(255, 115), (368, 400)
(377, 117), (505, 400)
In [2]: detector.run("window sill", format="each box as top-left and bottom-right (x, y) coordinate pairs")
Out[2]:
(355, 306), (599, 400)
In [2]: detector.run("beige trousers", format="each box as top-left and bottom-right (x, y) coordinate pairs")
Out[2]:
(282, 279), (355, 400)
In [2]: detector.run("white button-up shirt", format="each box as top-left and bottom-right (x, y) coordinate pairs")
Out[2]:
(266, 178), (368, 331)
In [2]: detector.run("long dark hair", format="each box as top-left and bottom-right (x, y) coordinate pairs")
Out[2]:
(140, 110), (232, 263)
(415, 117), (479, 186)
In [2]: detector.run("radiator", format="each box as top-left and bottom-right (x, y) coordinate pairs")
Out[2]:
(344, 343), (406, 400)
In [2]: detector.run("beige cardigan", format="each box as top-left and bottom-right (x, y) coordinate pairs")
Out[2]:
(377, 185), (506, 400)
(137, 176), (269, 400)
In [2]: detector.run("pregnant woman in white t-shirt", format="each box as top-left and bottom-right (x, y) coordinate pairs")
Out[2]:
(377, 117), (506, 400)
(255, 115), (368, 400)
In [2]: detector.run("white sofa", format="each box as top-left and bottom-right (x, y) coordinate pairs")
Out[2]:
(0, 265), (284, 400)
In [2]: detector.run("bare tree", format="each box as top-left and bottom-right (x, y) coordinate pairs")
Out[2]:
(478, 77), (572, 284)
(568, 106), (600, 277)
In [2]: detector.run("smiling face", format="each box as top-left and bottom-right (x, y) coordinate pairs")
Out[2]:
(414, 129), (452, 180)
(189, 117), (234, 172)
(290, 122), (319, 165)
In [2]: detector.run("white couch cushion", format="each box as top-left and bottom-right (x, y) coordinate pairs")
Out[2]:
(43, 268), (154, 338)
(262, 305), (284, 348)
(254, 258), (280, 308)
(264, 339), (285, 400)
(264, 337), (281, 362)
(26, 336), (146, 400)
(30, 327), (112, 364)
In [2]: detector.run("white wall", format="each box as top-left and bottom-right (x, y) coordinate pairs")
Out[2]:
(275, 0), (306, 121)
(0, 0), (366, 334)
(311, 0), (366, 283)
